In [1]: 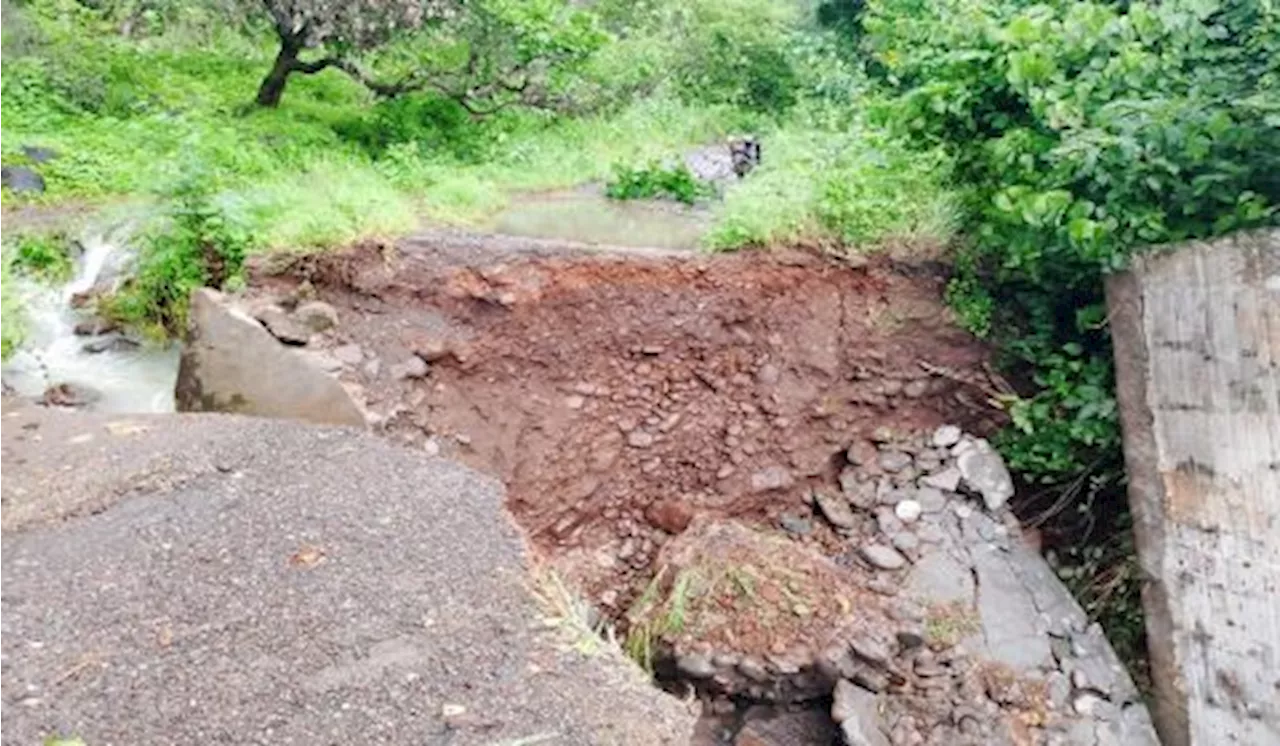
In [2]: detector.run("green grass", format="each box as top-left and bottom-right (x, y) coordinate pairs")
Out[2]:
(704, 115), (960, 254)
(382, 97), (738, 224)
(8, 230), (76, 282)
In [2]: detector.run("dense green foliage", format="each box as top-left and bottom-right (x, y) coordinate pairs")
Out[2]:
(8, 230), (76, 283)
(858, 0), (1279, 668)
(102, 173), (252, 337)
(606, 161), (715, 205)
(864, 0), (1279, 483)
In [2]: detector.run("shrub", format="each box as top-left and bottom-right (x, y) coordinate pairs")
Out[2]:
(102, 172), (252, 336)
(606, 161), (715, 205)
(8, 230), (75, 283)
(866, 0), (1280, 486)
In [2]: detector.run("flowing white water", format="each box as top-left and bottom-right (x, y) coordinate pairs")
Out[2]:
(2, 223), (181, 412)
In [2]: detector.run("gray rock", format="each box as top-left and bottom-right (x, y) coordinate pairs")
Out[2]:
(914, 486), (948, 513)
(932, 425), (962, 447)
(903, 380), (928, 398)
(891, 532), (920, 553)
(738, 657), (770, 682)
(913, 450), (942, 473)
(815, 492), (857, 530)
(332, 343), (365, 366)
(779, 513), (813, 536)
(2, 165), (44, 194)
(21, 145), (59, 163)
(391, 356), (429, 380)
(750, 465), (794, 492)
(676, 653), (716, 679)
(852, 668), (890, 694)
(877, 450), (913, 473)
(920, 466), (962, 492)
(846, 439), (877, 466)
(175, 289), (365, 428)
(832, 680), (890, 746)
(957, 443), (1014, 511)
(80, 335), (141, 354)
(859, 544), (907, 571)
(73, 317), (119, 336)
(294, 300), (339, 331)
(840, 468), (878, 509)
(255, 306), (311, 345)
(894, 500), (922, 523)
(627, 430), (655, 448)
(913, 655), (946, 677)
(41, 382), (100, 408)
(756, 363), (781, 386)
(850, 636), (890, 665)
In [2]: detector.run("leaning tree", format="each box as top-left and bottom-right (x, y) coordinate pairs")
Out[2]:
(255, 0), (455, 107)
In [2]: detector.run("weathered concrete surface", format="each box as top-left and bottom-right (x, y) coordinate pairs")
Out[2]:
(175, 288), (365, 427)
(0, 403), (695, 745)
(1107, 229), (1280, 746)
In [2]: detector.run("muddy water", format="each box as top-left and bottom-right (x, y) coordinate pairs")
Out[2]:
(487, 191), (710, 250)
(2, 224), (180, 412)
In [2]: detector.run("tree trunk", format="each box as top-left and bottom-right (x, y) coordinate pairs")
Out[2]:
(255, 40), (300, 108)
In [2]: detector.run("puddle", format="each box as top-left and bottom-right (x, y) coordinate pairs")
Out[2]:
(487, 191), (710, 250)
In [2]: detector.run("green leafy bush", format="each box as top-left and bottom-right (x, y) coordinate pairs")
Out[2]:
(606, 161), (715, 205)
(102, 172), (252, 336)
(8, 230), (75, 283)
(866, 0), (1280, 485)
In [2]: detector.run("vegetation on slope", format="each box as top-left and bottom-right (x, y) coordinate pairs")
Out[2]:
(853, 0), (1280, 680)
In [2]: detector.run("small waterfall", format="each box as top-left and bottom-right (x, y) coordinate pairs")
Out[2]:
(2, 221), (181, 413)
(64, 232), (120, 299)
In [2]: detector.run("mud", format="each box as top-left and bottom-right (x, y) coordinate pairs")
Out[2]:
(253, 238), (1004, 619)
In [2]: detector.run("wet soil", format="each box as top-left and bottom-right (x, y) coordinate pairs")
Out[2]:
(254, 238), (1005, 624)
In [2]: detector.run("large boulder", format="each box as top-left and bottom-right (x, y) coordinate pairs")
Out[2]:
(175, 288), (364, 427)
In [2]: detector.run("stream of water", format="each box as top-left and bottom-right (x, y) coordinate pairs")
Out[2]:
(2, 222), (181, 413)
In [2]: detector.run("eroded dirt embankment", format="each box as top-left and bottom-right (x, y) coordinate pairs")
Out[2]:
(254, 240), (1003, 609)
(229, 237), (1160, 746)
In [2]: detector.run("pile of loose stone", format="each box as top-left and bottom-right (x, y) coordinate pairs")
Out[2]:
(654, 426), (1159, 746)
